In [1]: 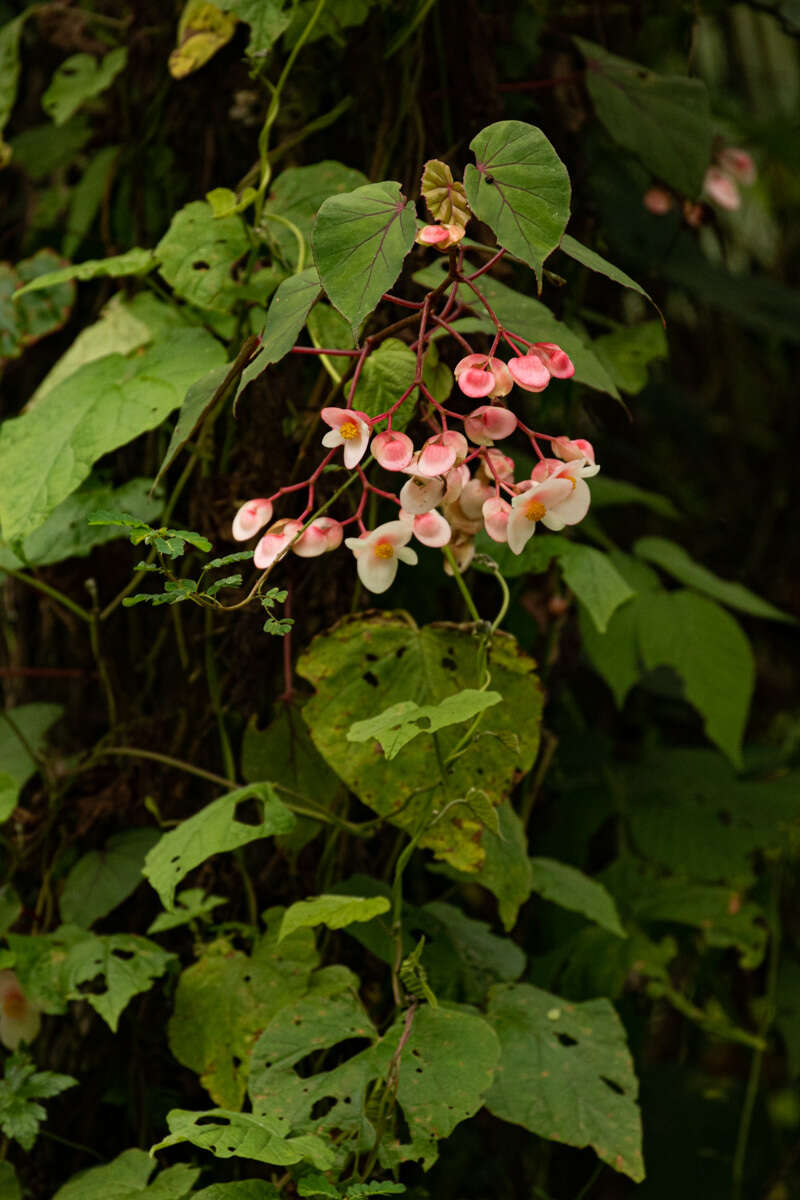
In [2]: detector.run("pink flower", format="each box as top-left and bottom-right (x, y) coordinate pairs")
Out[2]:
(643, 186), (674, 215)
(482, 496), (511, 543)
(440, 429), (469, 462)
(344, 521), (418, 593)
(443, 464), (470, 504)
(416, 223), (465, 249)
(321, 407), (371, 468)
(454, 355), (513, 399)
(372, 430), (414, 471)
(703, 167), (740, 211)
(459, 477), (493, 520)
(253, 519), (304, 569)
(507, 353), (550, 392)
(399, 474), (445, 515)
(479, 449), (515, 482)
(417, 433), (457, 477)
(0, 972), (40, 1050)
(718, 148), (756, 185)
(232, 498), (273, 542)
(553, 436), (596, 465)
(400, 508), (452, 548)
(292, 517), (343, 558)
(464, 405), (517, 445)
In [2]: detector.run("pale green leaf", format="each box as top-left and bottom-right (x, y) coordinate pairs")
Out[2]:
(558, 543), (635, 632)
(151, 1108), (334, 1170)
(279, 895), (390, 941)
(592, 321), (668, 395)
(486, 982), (644, 1182)
(575, 37), (712, 196)
(529, 857), (626, 937)
(0, 328), (224, 542)
(0, 704), (63, 822)
(156, 201), (249, 310)
(312, 181), (416, 336)
(42, 48), (127, 125)
(463, 121), (571, 283)
(347, 689), (501, 760)
(636, 589), (754, 766)
(0, 1161), (20, 1200)
(634, 536), (796, 623)
(52, 1149), (199, 1200)
(217, 0), (295, 56)
(59, 828), (159, 928)
(264, 160), (368, 267)
(421, 159), (470, 226)
(12, 248), (156, 297)
(144, 784), (295, 910)
(147, 888), (226, 934)
(236, 268), (322, 403)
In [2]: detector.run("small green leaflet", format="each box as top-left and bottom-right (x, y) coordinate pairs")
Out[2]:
(0, 1050), (76, 1153)
(347, 689), (502, 759)
(151, 1108), (335, 1170)
(143, 783), (295, 909)
(12, 249), (156, 297)
(279, 895), (390, 942)
(463, 121), (571, 284)
(148, 888), (227, 934)
(42, 48), (127, 125)
(529, 857), (626, 937)
(312, 181), (416, 337)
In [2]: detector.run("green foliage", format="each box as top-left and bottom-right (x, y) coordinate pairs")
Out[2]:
(279, 895), (390, 941)
(592, 320), (668, 395)
(52, 1149), (199, 1200)
(264, 161), (369, 266)
(0, 703), (63, 822)
(236, 268), (322, 401)
(0, 1051), (76, 1152)
(559, 234), (655, 305)
(155, 201), (250, 311)
(346, 689), (502, 759)
(59, 829), (160, 928)
(529, 857), (626, 937)
(1, 250), (74, 361)
(152, 1107), (334, 1169)
(42, 49), (127, 125)
(12, 249), (157, 296)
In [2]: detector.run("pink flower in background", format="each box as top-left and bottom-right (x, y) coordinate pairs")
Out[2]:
(482, 496), (511, 543)
(464, 405), (517, 445)
(454, 354), (514, 399)
(253, 519), (304, 569)
(416, 223), (465, 249)
(703, 167), (740, 211)
(643, 186), (674, 215)
(718, 147), (756, 185)
(321, 407), (371, 468)
(372, 430), (414, 471)
(344, 521), (418, 593)
(232, 498), (273, 541)
(401, 508), (452, 547)
(0, 972), (40, 1050)
(292, 517), (343, 558)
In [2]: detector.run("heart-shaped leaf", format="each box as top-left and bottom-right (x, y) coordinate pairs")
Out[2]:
(312, 181), (416, 337)
(463, 121), (571, 283)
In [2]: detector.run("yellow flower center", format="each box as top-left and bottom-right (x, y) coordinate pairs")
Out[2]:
(374, 542), (394, 560)
(339, 421), (359, 440)
(525, 499), (547, 522)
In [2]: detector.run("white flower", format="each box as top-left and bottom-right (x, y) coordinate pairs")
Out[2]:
(344, 521), (418, 593)
(321, 407), (371, 469)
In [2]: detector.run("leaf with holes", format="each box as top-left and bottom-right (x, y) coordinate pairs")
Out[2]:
(59, 829), (160, 929)
(486, 983), (644, 1182)
(347, 690), (502, 760)
(42, 48), (127, 125)
(297, 614), (541, 874)
(144, 784), (295, 910)
(574, 37), (712, 197)
(152, 1108), (334, 1169)
(421, 160), (471, 227)
(312, 181), (416, 337)
(463, 121), (571, 283)
(279, 895), (390, 942)
(529, 858), (626, 937)
(1, 250), (75, 361)
(52, 1148), (200, 1200)
(156, 201), (249, 311)
(0, 704), (63, 822)
(235, 268), (322, 405)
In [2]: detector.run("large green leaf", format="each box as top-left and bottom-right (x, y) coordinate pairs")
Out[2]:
(355, 338), (417, 430)
(297, 614), (542, 873)
(236, 267), (322, 403)
(279, 895), (390, 941)
(52, 1149), (199, 1200)
(558, 543), (634, 633)
(143, 784), (295, 910)
(59, 829), (160, 929)
(636, 590), (754, 766)
(486, 983), (644, 1182)
(312, 181), (416, 337)
(463, 121), (571, 282)
(423, 901), (526, 1001)
(634, 537), (796, 623)
(529, 858), (626, 937)
(155, 201), (250, 311)
(0, 704), (63, 823)
(0, 328), (224, 542)
(0, 477), (162, 570)
(151, 1108), (334, 1170)
(575, 37), (712, 196)
(413, 260), (619, 397)
(167, 912), (324, 1109)
(12, 248), (156, 297)
(264, 161), (369, 267)
(42, 48), (127, 125)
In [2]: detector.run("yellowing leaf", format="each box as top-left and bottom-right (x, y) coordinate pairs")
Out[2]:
(169, 1), (238, 79)
(420, 159), (471, 227)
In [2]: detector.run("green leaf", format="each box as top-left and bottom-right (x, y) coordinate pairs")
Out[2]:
(279, 895), (390, 942)
(154, 362), (231, 487)
(0, 704), (63, 822)
(0, 885), (21, 939)
(575, 37), (712, 197)
(463, 121), (571, 283)
(312, 181), (416, 337)
(590, 476), (679, 519)
(306, 302), (355, 382)
(264, 161), (369, 267)
(193, 1186), (280, 1200)
(0, 327), (224, 542)
(12, 248), (156, 296)
(0, 16), (26, 161)
(167, 913), (324, 1108)
(59, 828), (160, 928)
(558, 543), (635, 633)
(236, 267), (322, 404)
(421, 159), (470, 226)
(413, 259), (619, 397)
(634, 536), (796, 623)
(0, 477), (162, 570)
(423, 901), (526, 1002)
(52, 1149), (199, 1200)
(559, 234), (657, 309)
(148, 887), (226, 934)
(529, 858), (626, 937)
(591, 321), (668, 395)
(63, 145), (119, 259)
(42, 48), (127, 125)
(636, 589), (754, 766)
(151, 1108), (334, 1170)
(347, 689), (502, 760)
(7, 116), (92, 179)
(156, 201), (250, 311)
(217, 0), (295, 56)
(297, 614), (541, 874)
(579, 599), (640, 707)
(1, 250), (75, 361)
(0, 1050), (76, 1153)
(472, 530), (564, 580)
(486, 982), (644, 1182)
(0, 1162), (20, 1200)
(206, 186), (257, 218)
(356, 338), (417, 431)
(143, 784), (295, 910)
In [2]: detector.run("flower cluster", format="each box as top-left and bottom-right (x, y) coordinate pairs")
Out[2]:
(232, 305), (599, 594)
(643, 146), (757, 225)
